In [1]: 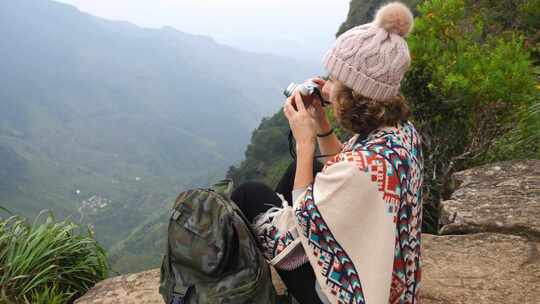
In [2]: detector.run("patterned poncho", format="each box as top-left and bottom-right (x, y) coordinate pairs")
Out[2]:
(255, 121), (423, 304)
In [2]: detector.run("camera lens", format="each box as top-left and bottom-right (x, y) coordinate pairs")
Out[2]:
(283, 83), (298, 98)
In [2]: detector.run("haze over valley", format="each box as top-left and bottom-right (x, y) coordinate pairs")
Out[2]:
(0, 0), (318, 271)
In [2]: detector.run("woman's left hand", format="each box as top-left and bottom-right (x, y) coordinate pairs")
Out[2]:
(283, 90), (317, 149)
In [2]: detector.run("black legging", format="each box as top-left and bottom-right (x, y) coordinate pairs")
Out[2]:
(231, 159), (324, 304)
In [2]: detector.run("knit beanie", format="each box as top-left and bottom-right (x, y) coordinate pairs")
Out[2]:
(323, 2), (414, 100)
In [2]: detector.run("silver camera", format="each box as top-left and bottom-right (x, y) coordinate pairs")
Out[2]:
(283, 81), (330, 108)
(283, 81), (321, 98)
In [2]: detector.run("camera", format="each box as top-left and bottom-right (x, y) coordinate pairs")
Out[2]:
(283, 81), (321, 98)
(283, 81), (330, 109)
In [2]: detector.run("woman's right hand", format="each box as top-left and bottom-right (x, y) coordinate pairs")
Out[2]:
(306, 77), (330, 133)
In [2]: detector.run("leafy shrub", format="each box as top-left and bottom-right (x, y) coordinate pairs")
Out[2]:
(403, 0), (538, 232)
(0, 211), (108, 303)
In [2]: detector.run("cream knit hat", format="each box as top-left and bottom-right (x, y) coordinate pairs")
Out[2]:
(323, 2), (414, 100)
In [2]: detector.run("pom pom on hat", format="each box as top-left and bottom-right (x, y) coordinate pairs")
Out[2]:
(374, 2), (414, 37)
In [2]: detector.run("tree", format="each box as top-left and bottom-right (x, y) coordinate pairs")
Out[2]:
(403, 0), (538, 232)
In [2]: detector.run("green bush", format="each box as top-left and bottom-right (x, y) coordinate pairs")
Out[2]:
(0, 211), (108, 303)
(403, 0), (538, 232)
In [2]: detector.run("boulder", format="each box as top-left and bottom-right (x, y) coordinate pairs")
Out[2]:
(440, 160), (540, 237)
(74, 269), (162, 304)
(75, 267), (287, 304)
(421, 233), (539, 304)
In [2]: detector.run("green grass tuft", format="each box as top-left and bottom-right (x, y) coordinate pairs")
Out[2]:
(0, 211), (109, 303)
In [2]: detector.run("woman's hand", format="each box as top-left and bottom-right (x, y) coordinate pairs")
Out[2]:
(283, 90), (317, 149)
(306, 77), (331, 133)
(284, 90), (316, 189)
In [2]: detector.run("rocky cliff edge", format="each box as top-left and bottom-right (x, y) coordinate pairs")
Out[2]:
(76, 160), (540, 304)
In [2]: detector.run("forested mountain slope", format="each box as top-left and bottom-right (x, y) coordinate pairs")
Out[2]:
(0, 0), (316, 256)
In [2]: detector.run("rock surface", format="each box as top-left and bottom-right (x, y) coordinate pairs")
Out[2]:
(75, 269), (162, 304)
(421, 233), (539, 304)
(75, 267), (287, 304)
(77, 160), (540, 304)
(439, 160), (540, 237)
(75, 234), (540, 304)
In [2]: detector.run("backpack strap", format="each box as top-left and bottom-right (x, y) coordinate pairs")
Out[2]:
(209, 179), (262, 249)
(210, 178), (234, 199)
(170, 286), (192, 304)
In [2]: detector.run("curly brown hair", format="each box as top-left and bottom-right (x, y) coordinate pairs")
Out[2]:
(333, 81), (411, 135)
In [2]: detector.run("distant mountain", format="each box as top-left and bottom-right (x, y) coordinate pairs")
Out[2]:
(0, 0), (317, 253)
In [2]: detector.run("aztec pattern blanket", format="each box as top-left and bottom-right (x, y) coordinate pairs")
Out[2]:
(255, 121), (423, 304)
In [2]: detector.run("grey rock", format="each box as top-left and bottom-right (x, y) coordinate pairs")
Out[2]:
(421, 233), (540, 304)
(440, 160), (540, 237)
(75, 268), (288, 304)
(75, 269), (162, 304)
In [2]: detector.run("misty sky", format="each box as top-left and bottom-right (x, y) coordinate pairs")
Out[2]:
(54, 0), (350, 63)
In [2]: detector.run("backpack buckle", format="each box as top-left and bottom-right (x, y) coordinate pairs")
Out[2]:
(171, 210), (181, 220)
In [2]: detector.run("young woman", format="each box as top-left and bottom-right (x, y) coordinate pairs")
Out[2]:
(232, 2), (423, 303)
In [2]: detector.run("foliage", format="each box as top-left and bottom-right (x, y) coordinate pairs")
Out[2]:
(227, 112), (291, 187)
(27, 284), (73, 304)
(402, 0), (538, 231)
(0, 211), (108, 303)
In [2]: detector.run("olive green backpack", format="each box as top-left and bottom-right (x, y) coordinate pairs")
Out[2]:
(159, 179), (278, 304)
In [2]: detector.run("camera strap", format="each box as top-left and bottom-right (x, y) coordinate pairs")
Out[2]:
(288, 130), (338, 160)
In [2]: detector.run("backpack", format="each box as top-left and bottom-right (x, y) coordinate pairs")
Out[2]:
(159, 179), (278, 304)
